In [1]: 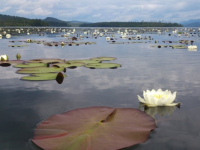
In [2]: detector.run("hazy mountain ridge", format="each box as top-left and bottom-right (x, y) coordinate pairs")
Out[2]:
(43, 17), (71, 27)
(180, 19), (200, 27)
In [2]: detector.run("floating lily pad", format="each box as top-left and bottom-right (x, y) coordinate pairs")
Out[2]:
(169, 45), (187, 49)
(53, 62), (85, 68)
(91, 57), (117, 61)
(17, 66), (65, 74)
(21, 72), (66, 81)
(151, 45), (168, 48)
(14, 63), (47, 68)
(0, 60), (25, 66)
(0, 63), (11, 67)
(32, 106), (156, 150)
(84, 63), (121, 69)
(67, 59), (101, 64)
(8, 45), (29, 47)
(28, 59), (65, 63)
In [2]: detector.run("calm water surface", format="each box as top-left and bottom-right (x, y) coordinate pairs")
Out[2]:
(0, 28), (200, 150)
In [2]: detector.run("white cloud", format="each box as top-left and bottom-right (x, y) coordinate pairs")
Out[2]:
(0, 0), (200, 22)
(33, 7), (52, 16)
(93, 13), (101, 17)
(0, 7), (11, 12)
(16, 9), (31, 14)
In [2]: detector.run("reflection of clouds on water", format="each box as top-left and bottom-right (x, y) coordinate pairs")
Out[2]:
(1, 35), (200, 98)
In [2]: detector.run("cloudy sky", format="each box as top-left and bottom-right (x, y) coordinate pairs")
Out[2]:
(0, 0), (199, 22)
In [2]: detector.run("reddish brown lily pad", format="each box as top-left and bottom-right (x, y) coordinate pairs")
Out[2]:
(32, 106), (156, 150)
(0, 60), (25, 65)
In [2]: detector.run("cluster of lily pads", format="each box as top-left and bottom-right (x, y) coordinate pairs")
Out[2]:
(0, 55), (121, 84)
(2, 27), (192, 150)
(8, 39), (97, 47)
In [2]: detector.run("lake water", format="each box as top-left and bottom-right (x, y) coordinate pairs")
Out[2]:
(0, 27), (200, 150)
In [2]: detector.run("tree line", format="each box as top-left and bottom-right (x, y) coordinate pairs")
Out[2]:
(80, 22), (183, 27)
(0, 14), (71, 27)
(0, 14), (49, 26)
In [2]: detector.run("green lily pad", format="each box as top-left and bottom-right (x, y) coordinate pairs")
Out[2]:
(53, 62), (85, 68)
(84, 63), (121, 69)
(17, 66), (65, 74)
(21, 72), (67, 81)
(32, 106), (156, 150)
(67, 59), (101, 64)
(28, 59), (65, 63)
(91, 57), (117, 61)
(169, 45), (187, 49)
(14, 62), (47, 68)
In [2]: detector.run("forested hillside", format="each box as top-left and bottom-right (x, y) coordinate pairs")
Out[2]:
(80, 22), (183, 27)
(0, 14), (49, 26)
(43, 17), (71, 27)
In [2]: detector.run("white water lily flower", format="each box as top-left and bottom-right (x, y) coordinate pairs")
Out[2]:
(138, 89), (179, 107)
(0, 54), (8, 61)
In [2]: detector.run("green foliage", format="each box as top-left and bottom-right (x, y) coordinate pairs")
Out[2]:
(80, 21), (183, 27)
(0, 14), (49, 26)
(43, 17), (71, 27)
(84, 63), (121, 69)
(21, 73), (67, 81)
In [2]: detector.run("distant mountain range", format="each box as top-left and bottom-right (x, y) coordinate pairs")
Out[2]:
(180, 19), (200, 27)
(43, 17), (70, 27)
(1, 13), (199, 27)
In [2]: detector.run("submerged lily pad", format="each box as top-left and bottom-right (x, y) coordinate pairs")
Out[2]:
(21, 72), (66, 81)
(14, 62), (47, 68)
(84, 63), (121, 69)
(32, 106), (156, 150)
(67, 59), (101, 64)
(17, 66), (65, 74)
(91, 57), (117, 61)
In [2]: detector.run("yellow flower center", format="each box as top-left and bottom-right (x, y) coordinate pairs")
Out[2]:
(154, 94), (168, 99)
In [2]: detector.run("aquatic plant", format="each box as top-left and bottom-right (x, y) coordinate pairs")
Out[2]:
(138, 89), (180, 107)
(0, 54), (9, 61)
(32, 106), (156, 150)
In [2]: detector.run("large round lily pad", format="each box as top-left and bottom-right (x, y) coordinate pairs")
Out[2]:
(21, 72), (67, 81)
(67, 59), (101, 64)
(17, 66), (65, 74)
(28, 59), (65, 63)
(32, 106), (156, 150)
(91, 57), (117, 61)
(14, 62), (47, 68)
(84, 63), (121, 69)
(53, 62), (85, 68)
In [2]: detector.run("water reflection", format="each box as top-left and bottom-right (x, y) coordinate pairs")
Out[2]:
(139, 103), (177, 118)
(1, 28), (200, 149)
